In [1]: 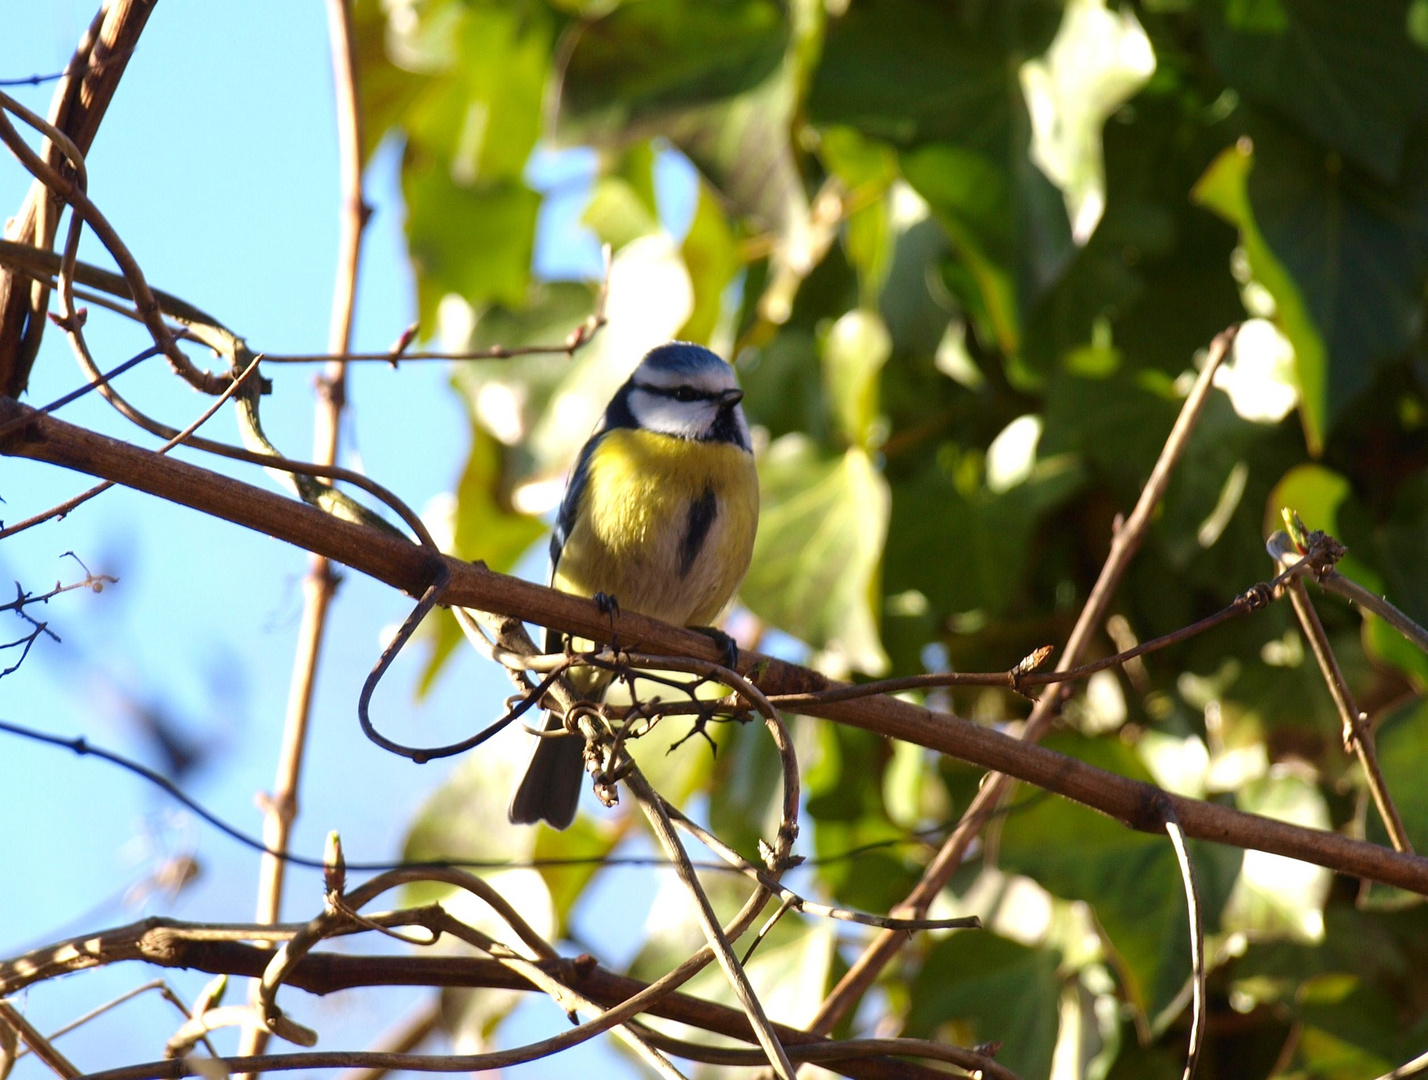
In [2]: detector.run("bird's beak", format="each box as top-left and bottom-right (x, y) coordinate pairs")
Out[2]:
(719, 388), (745, 406)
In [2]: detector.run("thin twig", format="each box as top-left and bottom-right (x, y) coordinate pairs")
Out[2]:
(1319, 570), (1428, 656)
(0, 0), (145, 395)
(805, 324), (1242, 1035)
(336, 1001), (440, 1080)
(240, 4), (369, 1063)
(626, 767), (796, 1080)
(1269, 533), (1413, 852)
(0, 344), (162, 439)
(1375, 1048), (1428, 1080)
(11, 979), (217, 1062)
(12, 400), (1428, 895)
(0, 101), (223, 393)
(1161, 805), (1205, 1080)
(0, 1001), (80, 1079)
(0, 354), (263, 541)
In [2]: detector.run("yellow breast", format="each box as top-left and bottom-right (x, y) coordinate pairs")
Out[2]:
(554, 428), (758, 627)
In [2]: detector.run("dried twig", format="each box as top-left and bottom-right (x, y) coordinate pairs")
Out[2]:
(0, 353), (264, 542)
(0, 1001), (79, 1079)
(627, 767), (794, 1079)
(9, 401), (1428, 896)
(238, 1), (372, 1068)
(806, 324), (1242, 1034)
(1269, 532), (1413, 852)
(1161, 805), (1205, 1080)
(0, 100), (223, 393)
(0, 0), (153, 395)
(1318, 570), (1428, 656)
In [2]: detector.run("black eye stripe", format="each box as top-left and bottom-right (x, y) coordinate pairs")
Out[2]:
(632, 381), (719, 402)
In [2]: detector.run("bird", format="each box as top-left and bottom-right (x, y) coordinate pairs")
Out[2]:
(508, 342), (759, 828)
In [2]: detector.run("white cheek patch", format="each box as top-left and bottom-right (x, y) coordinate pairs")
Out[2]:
(628, 389), (717, 440)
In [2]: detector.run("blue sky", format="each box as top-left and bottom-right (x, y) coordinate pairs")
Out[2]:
(0, 3), (697, 1074)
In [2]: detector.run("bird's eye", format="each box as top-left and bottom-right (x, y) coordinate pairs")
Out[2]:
(672, 386), (700, 402)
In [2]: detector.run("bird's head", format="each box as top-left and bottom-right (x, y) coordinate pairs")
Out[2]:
(619, 342), (751, 449)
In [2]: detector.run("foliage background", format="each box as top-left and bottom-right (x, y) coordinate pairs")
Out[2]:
(7, 0), (1428, 1078)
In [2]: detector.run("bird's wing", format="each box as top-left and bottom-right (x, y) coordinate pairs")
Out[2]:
(545, 428), (605, 653)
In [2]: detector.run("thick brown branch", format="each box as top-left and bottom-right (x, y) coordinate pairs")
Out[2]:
(0, 0), (155, 395)
(0, 917), (965, 1080)
(6, 400), (1428, 894)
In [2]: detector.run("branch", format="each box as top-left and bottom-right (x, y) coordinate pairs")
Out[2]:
(0, 0), (155, 395)
(0, 1001), (79, 1079)
(240, 0), (372, 1067)
(0, 917), (970, 1080)
(1269, 532), (1413, 852)
(6, 399), (1428, 895)
(807, 324), (1241, 1033)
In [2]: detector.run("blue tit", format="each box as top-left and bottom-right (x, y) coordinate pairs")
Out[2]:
(509, 342), (759, 828)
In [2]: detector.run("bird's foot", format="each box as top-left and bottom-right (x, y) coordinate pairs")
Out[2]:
(691, 625), (739, 671)
(593, 592), (621, 654)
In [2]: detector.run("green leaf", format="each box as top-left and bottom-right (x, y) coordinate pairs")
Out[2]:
(359, 1), (551, 175)
(809, 0), (1073, 354)
(743, 437), (891, 675)
(1294, 975), (1400, 1078)
(581, 176), (660, 250)
(667, 61), (808, 236)
(820, 127), (901, 303)
(418, 423), (548, 694)
(532, 815), (618, 926)
(1192, 136), (1329, 452)
(557, 0), (788, 142)
(1203, 0), (1428, 184)
(805, 724), (920, 912)
(885, 445), (1084, 622)
(708, 716), (787, 862)
(1020, 0), (1156, 243)
(403, 160), (540, 331)
(906, 931), (1062, 1080)
(1364, 696), (1428, 856)
(999, 733), (1243, 1023)
(807, 0), (1062, 151)
(677, 181), (741, 346)
(1221, 773), (1333, 939)
(821, 308), (891, 448)
(1247, 119), (1428, 434)
(402, 751), (556, 940)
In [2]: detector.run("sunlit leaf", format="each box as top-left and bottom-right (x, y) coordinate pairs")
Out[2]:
(403, 160), (540, 331)
(809, 0), (1073, 354)
(821, 308), (891, 448)
(999, 734), (1243, 1023)
(1221, 772), (1333, 940)
(1196, 120), (1428, 448)
(677, 181), (741, 347)
(819, 127), (901, 302)
(582, 176), (660, 250)
(1192, 135), (1328, 453)
(533, 814), (618, 926)
(1020, 0), (1156, 243)
(743, 437), (890, 676)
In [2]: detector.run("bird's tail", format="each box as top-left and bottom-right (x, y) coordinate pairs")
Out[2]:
(507, 709), (587, 828)
(507, 629), (611, 829)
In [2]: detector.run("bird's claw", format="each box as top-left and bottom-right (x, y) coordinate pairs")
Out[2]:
(692, 625), (739, 671)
